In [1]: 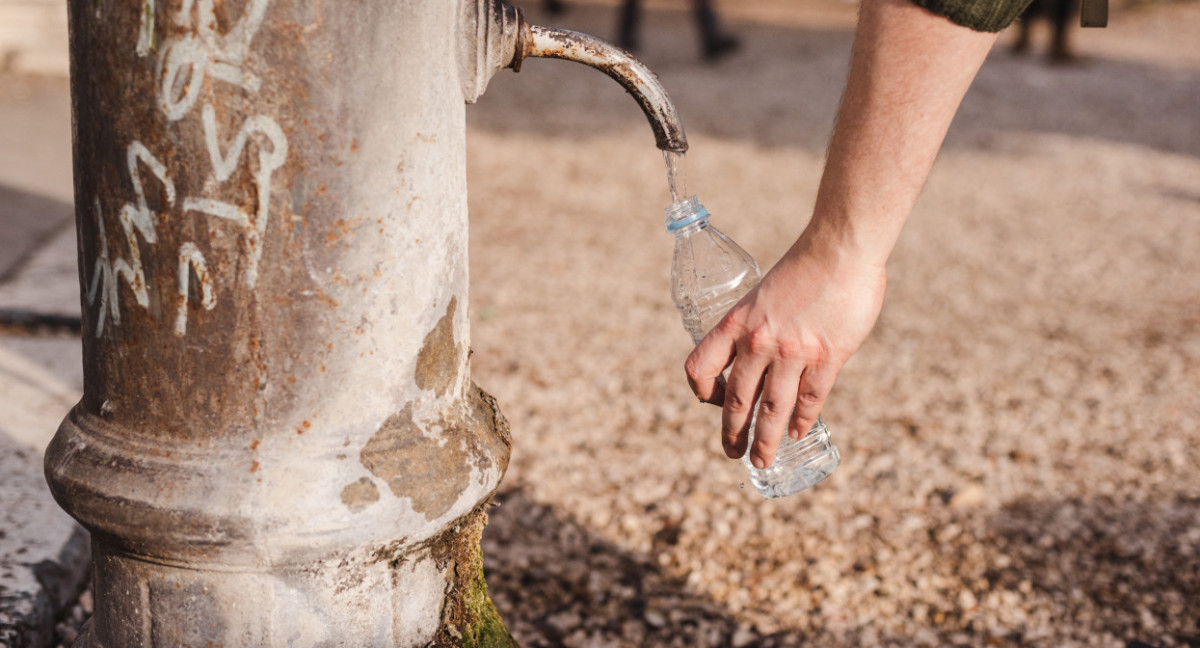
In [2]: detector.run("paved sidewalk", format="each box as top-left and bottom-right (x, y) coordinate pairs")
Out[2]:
(0, 71), (90, 647)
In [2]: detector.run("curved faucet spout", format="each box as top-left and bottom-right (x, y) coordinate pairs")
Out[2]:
(519, 25), (688, 153)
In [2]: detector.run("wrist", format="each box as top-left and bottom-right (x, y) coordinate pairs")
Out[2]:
(788, 207), (898, 274)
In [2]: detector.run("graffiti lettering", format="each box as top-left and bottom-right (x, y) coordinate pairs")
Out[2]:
(88, 0), (288, 338)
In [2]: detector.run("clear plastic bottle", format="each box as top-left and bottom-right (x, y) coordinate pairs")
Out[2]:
(667, 195), (840, 498)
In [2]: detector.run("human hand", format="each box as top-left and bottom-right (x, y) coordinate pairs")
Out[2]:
(684, 235), (886, 469)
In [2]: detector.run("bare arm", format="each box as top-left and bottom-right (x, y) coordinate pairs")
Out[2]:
(686, 0), (999, 468)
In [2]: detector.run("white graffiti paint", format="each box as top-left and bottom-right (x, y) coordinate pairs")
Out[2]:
(85, 143), (176, 337)
(158, 0), (270, 121)
(158, 35), (210, 121)
(85, 201), (119, 337)
(88, 0), (289, 337)
(190, 103), (288, 287)
(174, 242), (215, 335)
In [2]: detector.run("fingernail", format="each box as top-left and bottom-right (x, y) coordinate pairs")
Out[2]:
(751, 455), (765, 469)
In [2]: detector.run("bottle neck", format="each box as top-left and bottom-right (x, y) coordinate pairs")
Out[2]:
(664, 195), (709, 238)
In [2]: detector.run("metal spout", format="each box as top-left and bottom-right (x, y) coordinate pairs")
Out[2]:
(519, 24), (688, 153)
(461, 0), (688, 153)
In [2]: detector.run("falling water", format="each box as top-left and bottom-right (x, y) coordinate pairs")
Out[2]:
(664, 150), (689, 205)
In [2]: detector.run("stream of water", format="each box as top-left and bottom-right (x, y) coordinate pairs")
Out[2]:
(664, 150), (688, 205)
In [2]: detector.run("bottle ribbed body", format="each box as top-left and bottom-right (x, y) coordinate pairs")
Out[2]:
(667, 197), (839, 498)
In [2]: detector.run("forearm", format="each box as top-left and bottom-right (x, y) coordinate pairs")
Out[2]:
(797, 0), (999, 268)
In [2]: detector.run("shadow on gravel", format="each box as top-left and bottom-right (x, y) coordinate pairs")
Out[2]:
(0, 185), (74, 282)
(985, 495), (1200, 645)
(483, 487), (808, 647)
(469, 4), (1200, 159)
(484, 487), (1200, 646)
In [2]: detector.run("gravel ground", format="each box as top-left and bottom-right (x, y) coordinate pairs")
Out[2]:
(46, 0), (1200, 646)
(465, 1), (1200, 646)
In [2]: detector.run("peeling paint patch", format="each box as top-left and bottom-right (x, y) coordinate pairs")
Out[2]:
(414, 297), (462, 397)
(340, 477), (380, 513)
(359, 404), (465, 521)
(359, 386), (510, 522)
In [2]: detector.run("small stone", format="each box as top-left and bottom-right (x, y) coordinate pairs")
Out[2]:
(949, 484), (987, 509)
(546, 610), (582, 633)
(643, 609), (667, 628)
(731, 625), (757, 648)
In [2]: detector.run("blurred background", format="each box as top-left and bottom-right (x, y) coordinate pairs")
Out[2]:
(2, 0), (1198, 646)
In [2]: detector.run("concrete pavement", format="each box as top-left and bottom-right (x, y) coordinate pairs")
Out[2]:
(0, 70), (90, 647)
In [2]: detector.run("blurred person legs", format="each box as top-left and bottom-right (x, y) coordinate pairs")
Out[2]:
(1012, 0), (1076, 62)
(618, 0), (740, 62)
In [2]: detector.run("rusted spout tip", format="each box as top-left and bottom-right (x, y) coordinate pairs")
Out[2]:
(522, 25), (688, 153)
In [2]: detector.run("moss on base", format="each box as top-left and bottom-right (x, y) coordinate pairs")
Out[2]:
(432, 506), (517, 648)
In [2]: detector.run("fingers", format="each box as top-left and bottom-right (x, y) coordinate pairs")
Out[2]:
(746, 361), (804, 469)
(720, 353), (768, 460)
(787, 362), (838, 440)
(684, 331), (735, 405)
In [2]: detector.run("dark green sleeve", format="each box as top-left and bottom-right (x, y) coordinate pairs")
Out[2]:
(908, 0), (1036, 32)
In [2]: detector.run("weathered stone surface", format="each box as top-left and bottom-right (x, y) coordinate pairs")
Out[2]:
(0, 432), (90, 648)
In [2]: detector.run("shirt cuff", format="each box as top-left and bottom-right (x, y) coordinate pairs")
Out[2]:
(908, 0), (1035, 32)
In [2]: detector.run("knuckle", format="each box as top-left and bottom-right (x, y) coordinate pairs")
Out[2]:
(744, 328), (776, 355)
(724, 391), (754, 412)
(710, 319), (741, 344)
(775, 339), (804, 361)
(795, 389), (825, 413)
(757, 397), (790, 417)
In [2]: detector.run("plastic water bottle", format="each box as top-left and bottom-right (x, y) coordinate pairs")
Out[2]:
(666, 195), (840, 498)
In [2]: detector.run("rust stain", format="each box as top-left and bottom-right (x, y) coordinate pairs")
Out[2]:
(250, 460), (260, 473)
(249, 439), (260, 451)
(312, 288), (338, 307)
(350, 138), (359, 153)
(414, 297), (461, 397)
